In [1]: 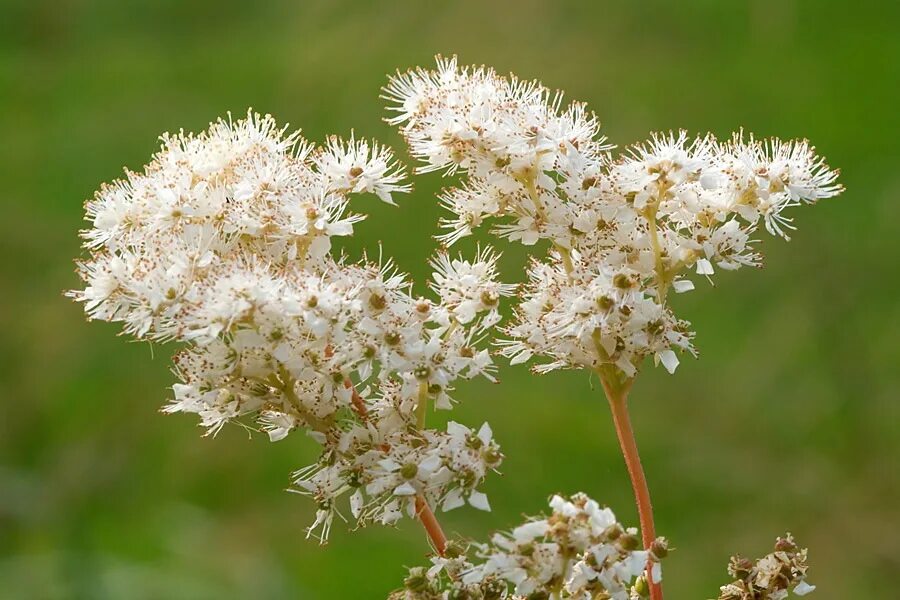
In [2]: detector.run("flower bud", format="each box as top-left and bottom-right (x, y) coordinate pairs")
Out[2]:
(774, 536), (798, 553)
(403, 567), (429, 592)
(633, 575), (649, 597)
(443, 540), (466, 559)
(596, 295), (615, 311)
(650, 537), (669, 560)
(480, 290), (499, 307)
(618, 533), (639, 551)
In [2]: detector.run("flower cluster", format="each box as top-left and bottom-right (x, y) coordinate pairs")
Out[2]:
(70, 111), (511, 540)
(390, 493), (667, 600)
(716, 534), (815, 599)
(68, 63), (835, 599)
(385, 57), (842, 376)
(498, 262), (692, 376)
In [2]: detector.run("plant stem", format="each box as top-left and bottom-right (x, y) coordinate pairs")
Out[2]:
(344, 378), (448, 556)
(415, 496), (448, 556)
(643, 200), (671, 305)
(413, 381), (448, 554)
(416, 381), (429, 429)
(274, 369), (331, 432)
(598, 372), (663, 600)
(521, 169), (575, 280)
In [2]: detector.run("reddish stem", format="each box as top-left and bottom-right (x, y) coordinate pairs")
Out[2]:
(601, 376), (663, 600)
(347, 378), (369, 417)
(344, 379), (448, 556)
(415, 496), (448, 555)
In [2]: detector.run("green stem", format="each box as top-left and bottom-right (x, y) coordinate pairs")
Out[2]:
(413, 380), (447, 554)
(522, 170), (575, 279)
(416, 381), (428, 429)
(643, 200), (671, 305)
(274, 369), (331, 432)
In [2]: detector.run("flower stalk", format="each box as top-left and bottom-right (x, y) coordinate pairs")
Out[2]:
(598, 369), (662, 600)
(415, 496), (448, 556)
(347, 378), (449, 555)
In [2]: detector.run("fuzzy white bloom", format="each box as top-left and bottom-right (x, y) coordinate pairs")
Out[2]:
(384, 56), (609, 249)
(390, 492), (666, 600)
(296, 413), (502, 539)
(386, 57), (843, 378)
(498, 260), (694, 376)
(70, 110), (510, 541)
(430, 247), (516, 327)
(315, 134), (411, 204)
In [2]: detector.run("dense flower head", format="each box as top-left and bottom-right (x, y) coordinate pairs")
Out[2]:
(70, 110), (511, 540)
(498, 260), (694, 376)
(716, 534), (815, 600)
(383, 55), (609, 249)
(386, 57), (843, 377)
(296, 416), (501, 541)
(389, 493), (667, 600)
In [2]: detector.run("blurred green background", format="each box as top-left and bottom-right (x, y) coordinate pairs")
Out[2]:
(1, 0), (898, 597)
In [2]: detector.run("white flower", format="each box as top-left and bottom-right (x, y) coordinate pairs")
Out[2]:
(392, 493), (666, 599)
(794, 581), (816, 596)
(429, 248), (515, 326)
(314, 134), (411, 204)
(71, 109), (509, 542)
(387, 57), (842, 378)
(499, 260), (695, 376)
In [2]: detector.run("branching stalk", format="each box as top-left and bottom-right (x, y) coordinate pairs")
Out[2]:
(643, 191), (671, 305)
(345, 377), (448, 556)
(273, 369), (332, 432)
(414, 380), (447, 554)
(416, 380), (429, 429)
(522, 170), (575, 279)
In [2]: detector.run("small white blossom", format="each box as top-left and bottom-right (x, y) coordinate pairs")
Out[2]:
(315, 134), (412, 205)
(430, 247), (516, 327)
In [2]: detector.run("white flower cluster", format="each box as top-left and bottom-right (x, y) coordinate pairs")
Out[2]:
(717, 534), (815, 600)
(70, 111), (511, 540)
(385, 57), (842, 376)
(390, 493), (667, 600)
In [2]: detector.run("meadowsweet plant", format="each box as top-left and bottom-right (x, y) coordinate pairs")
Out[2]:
(384, 56), (840, 598)
(69, 111), (513, 551)
(69, 56), (838, 598)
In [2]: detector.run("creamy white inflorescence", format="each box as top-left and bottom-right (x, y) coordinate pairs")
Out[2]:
(385, 57), (843, 378)
(391, 493), (668, 600)
(69, 60), (837, 596)
(392, 494), (816, 600)
(71, 111), (511, 540)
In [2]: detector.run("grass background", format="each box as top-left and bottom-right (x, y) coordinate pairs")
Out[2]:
(1, 0), (898, 597)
